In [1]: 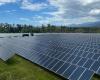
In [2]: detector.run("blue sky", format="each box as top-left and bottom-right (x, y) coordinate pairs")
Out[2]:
(0, 0), (100, 26)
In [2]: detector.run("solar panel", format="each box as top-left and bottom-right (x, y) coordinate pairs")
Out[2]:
(0, 38), (15, 61)
(0, 33), (100, 80)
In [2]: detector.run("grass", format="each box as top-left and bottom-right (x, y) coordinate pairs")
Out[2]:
(0, 55), (99, 80)
(0, 55), (63, 80)
(92, 74), (100, 80)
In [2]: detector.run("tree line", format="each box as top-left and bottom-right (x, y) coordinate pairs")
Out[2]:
(0, 23), (100, 33)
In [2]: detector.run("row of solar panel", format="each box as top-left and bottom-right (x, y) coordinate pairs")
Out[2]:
(8, 43), (94, 80)
(0, 39), (15, 61)
(12, 35), (100, 80)
(11, 38), (100, 62)
(0, 40), (93, 78)
(10, 37), (99, 56)
(0, 34), (100, 80)
(16, 36), (100, 53)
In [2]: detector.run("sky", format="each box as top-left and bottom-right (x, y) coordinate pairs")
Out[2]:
(0, 0), (100, 26)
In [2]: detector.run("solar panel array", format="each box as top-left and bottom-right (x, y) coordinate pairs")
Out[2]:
(0, 33), (100, 80)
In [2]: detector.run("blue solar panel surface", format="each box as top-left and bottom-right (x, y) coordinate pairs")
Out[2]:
(0, 38), (15, 61)
(0, 33), (100, 80)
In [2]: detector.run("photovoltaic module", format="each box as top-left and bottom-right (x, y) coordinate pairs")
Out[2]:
(0, 33), (100, 80)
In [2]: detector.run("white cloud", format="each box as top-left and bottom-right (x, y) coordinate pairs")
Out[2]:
(0, 0), (17, 5)
(0, 0), (99, 25)
(0, 3), (4, 5)
(5, 10), (16, 13)
(48, 0), (67, 16)
(33, 15), (45, 20)
(35, 15), (97, 25)
(89, 9), (100, 15)
(0, 0), (16, 2)
(43, 0), (100, 25)
(20, 0), (99, 25)
(19, 17), (30, 21)
(21, 0), (47, 11)
(79, 0), (100, 5)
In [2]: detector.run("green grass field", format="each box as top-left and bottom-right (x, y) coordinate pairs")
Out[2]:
(0, 55), (63, 80)
(0, 55), (99, 80)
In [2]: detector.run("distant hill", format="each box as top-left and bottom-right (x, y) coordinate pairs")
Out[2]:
(69, 21), (100, 27)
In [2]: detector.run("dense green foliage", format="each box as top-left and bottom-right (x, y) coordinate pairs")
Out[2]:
(0, 23), (100, 33)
